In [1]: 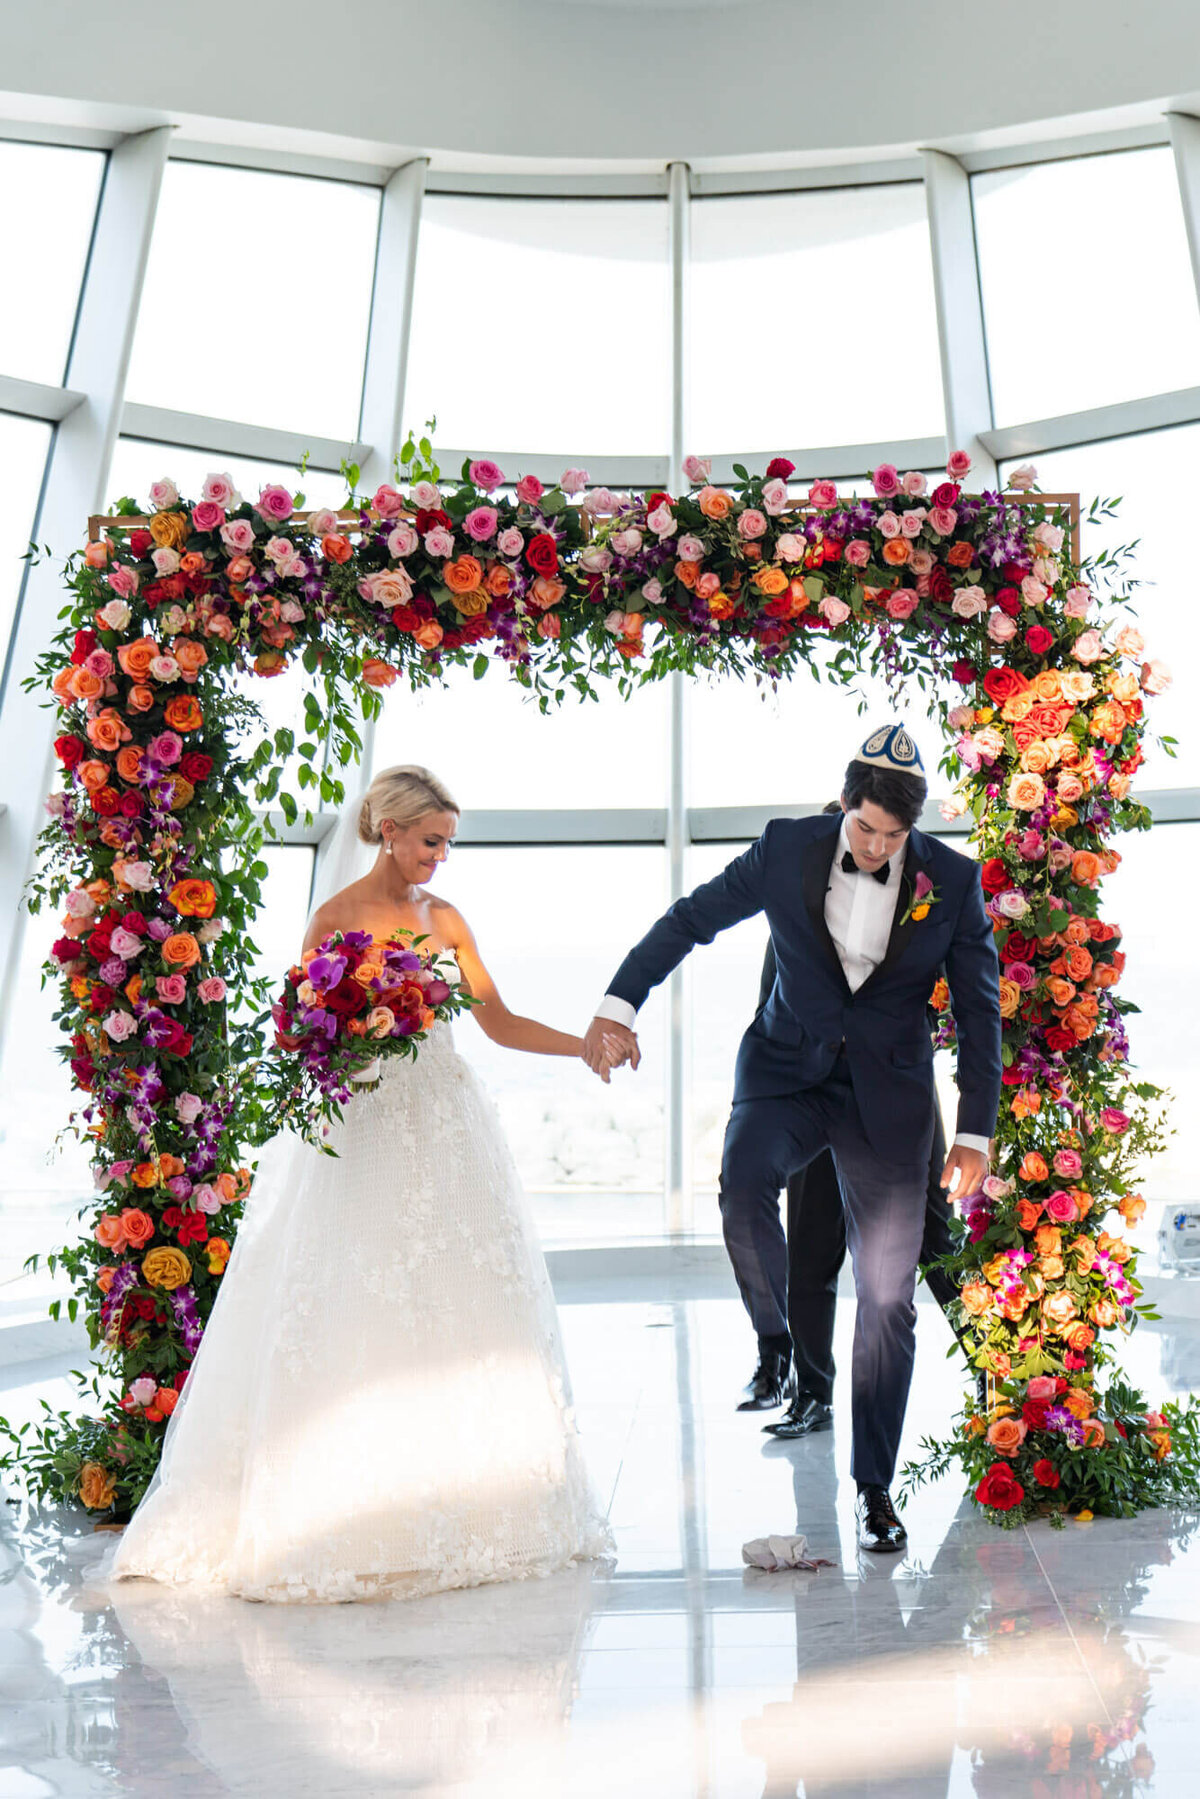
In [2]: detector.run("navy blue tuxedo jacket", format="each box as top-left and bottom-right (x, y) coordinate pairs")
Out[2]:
(607, 813), (1001, 1161)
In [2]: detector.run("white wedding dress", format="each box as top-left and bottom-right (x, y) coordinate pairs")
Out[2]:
(108, 1017), (611, 1603)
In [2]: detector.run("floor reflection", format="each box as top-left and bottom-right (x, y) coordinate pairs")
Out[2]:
(2, 1296), (1199, 1796)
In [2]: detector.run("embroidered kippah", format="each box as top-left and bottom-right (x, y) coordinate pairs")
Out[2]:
(852, 724), (926, 774)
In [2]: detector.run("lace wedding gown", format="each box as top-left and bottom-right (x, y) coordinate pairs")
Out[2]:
(108, 1019), (611, 1603)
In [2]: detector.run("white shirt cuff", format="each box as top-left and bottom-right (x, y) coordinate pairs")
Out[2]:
(954, 1133), (990, 1156)
(595, 994), (638, 1030)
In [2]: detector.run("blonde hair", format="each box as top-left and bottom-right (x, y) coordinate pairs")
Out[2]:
(356, 764), (460, 846)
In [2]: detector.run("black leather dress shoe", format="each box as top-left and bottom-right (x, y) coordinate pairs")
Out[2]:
(855, 1485), (908, 1554)
(762, 1392), (834, 1438)
(737, 1351), (793, 1412)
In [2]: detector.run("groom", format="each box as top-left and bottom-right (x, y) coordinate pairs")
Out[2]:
(583, 726), (1001, 1551)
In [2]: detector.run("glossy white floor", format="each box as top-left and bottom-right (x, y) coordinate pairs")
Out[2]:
(3, 1288), (1200, 1797)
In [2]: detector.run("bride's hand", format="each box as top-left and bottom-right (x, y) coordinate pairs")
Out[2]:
(583, 1021), (640, 1083)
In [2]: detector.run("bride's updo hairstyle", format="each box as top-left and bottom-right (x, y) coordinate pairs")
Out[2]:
(356, 764), (460, 846)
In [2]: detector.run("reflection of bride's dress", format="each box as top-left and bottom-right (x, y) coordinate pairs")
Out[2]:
(110, 1021), (610, 1602)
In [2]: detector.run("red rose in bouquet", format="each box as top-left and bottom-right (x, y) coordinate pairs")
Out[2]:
(974, 1462), (1025, 1511)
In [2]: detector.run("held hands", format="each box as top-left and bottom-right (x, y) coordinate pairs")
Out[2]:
(939, 1142), (991, 1204)
(583, 1017), (641, 1084)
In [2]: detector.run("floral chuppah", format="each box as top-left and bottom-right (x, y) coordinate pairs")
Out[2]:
(2, 435), (1197, 1526)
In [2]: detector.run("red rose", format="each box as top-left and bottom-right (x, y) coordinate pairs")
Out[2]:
(999, 930), (1036, 963)
(324, 977), (369, 1018)
(414, 507), (451, 535)
(982, 667), (1030, 705)
(180, 752), (213, 782)
(92, 787), (119, 817)
(87, 930), (113, 962)
(821, 538), (844, 563)
(71, 629), (98, 665)
(52, 937), (82, 966)
(928, 565), (954, 606)
(645, 491), (672, 514)
(765, 457), (795, 480)
(525, 533), (559, 577)
(161, 1206), (184, 1230)
(1001, 561), (1028, 584)
(70, 1055), (95, 1088)
(980, 857), (1008, 894)
(932, 481), (960, 509)
(129, 529), (153, 559)
(89, 984), (115, 1012)
(1032, 1458), (1060, 1489)
(54, 735), (86, 769)
(391, 605), (419, 633)
(119, 791), (144, 818)
(952, 659), (977, 686)
(995, 586), (1022, 617)
(177, 1213), (208, 1247)
(120, 912), (148, 935)
(1044, 1025), (1075, 1053)
(173, 1367), (191, 1391)
(133, 1293), (157, 1320)
(1022, 1400), (1050, 1431)
(974, 1462), (1026, 1511)
(1026, 626), (1054, 656)
(1001, 1066), (1025, 1085)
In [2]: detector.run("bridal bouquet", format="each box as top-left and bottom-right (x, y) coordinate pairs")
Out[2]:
(267, 930), (473, 1143)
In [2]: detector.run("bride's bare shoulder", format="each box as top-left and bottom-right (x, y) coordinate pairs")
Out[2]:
(302, 880), (372, 952)
(420, 889), (470, 945)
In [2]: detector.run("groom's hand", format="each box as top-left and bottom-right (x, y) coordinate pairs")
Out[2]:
(939, 1144), (989, 1203)
(584, 1017), (640, 1083)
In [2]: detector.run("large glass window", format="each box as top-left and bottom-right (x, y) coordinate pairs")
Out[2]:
(1003, 425), (1200, 787)
(975, 148), (1200, 424)
(0, 141), (104, 385)
(125, 162), (380, 440)
(689, 184), (944, 452)
(0, 413), (53, 682)
(405, 195), (670, 457)
(435, 845), (668, 1243)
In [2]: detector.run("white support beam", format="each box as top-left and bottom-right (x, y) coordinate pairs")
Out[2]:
(981, 386), (1200, 464)
(1167, 114), (1200, 323)
(0, 377), (87, 424)
(356, 157), (428, 495)
(432, 450), (670, 489)
(708, 438), (946, 485)
(921, 148), (997, 485)
(119, 402), (368, 475)
(0, 127), (171, 1060)
(666, 158), (690, 1236)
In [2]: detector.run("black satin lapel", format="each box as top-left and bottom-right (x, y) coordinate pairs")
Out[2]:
(863, 834), (930, 992)
(801, 826), (850, 992)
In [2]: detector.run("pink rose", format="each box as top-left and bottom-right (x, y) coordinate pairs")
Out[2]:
(256, 485), (294, 523)
(515, 475), (544, 505)
(192, 501), (224, 533)
(808, 479), (838, 507)
(1045, 1189), (1078, 1222)
(1048, 847), (1073, 873)
(151, 546), (180, 576)
(1141, 659), (1172, 695)
(102, 1009), (137, 1042)
(497, 527), (524, 559)
(844, 540), (871, 567)
(604, 609), (628, 635)
(775, 533), (805, 562)
(909, 548), (935, 576)
(108, 564), (139, 598)
(1021, 575), (1048, 607)
(128, 1375), (157, 1407)
(928, 506), (958, 535)
(1072, 630), (1103, 664)
(149, 477), (179, 510)
(901, 470), (928, 496)
(581, 486), (614, 515)
(424, 526), (454, 559)
(1006, 463), (1037, 493)
(886, 590), (919, 620)
(1063, 585), (1091, 619)
(901, 508), (926, 539)
(308, 509), (338, 538)
(85, 649), (115, 679)
(201, 472), (238, 507)
(952, 586), (987, 619)
(468, 459), (504, 491)
(682, 455), (711, 483)
(198, 977), (227, 1003)
(156, 974), (187, 1004)
(611, 528), (644, 556)
(149, 731), (182, 765)
(737, 509), (768, 541)
(97, 598), (132, 631)
(372, 483), (404, 519)
(761, 478), (789, 515)
(988, 612), (1018, 642)
(387, 523), (419, 559)
(560, 468), (588, 495)
(647, 504), (677, 537)
(174, 1092), (203, 1123)
(1006, 961), (1036, 989)
(412, 481), (441, 509)
(871, 464), (900, 498)
(995, 890), (1029, 919)
(580, 545), (613, 573)
(264, 535), (294, 567)
(1027, 1375), (1058, 1402)
(678, 534), (706, 562)
(1052, 1149), (1083, 1178)
(1100, 1108), (1130, 1135)
(946, 450), (972, 480)
(463, 506), (499, 542)
(1016, 830), (1045, 861)
(877, 510), (902, 540)
(642, 577), (664, 604)
(191, 1183), (221, 1214)
(820, 596), (850, 626)
(109, 927), (145, 961)
(221, 518), (256, 553)
(695, 572), (721, 600)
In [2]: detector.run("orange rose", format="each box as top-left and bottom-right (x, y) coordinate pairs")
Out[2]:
(1063, 945), (1093, 982)
(1031, 670), (1064, 703)
(69, 666), (105, 702)
(752, 566), (789, 596)
(1090, 1298), (1119, 1328)
(96, 1265), (116, 1293)
(1034, 1223), (1062, 1256)
(87, 711), (131, 755)
(1080, 1418), (1106, 1449)
(79, 1462), (118, 1509)
(528, 575), (567, 610)
(1046, 977), (1076, 1008)
(94, 1214), (126, 1250)
(1108, 772), (1132, 800)
(998, 977), (1021, 1019)
(959, 1282), (994, 1317)
(946, 541), (974, 568)
(163, 695), (203, 732)
(708, 591), (736, 621)
(131, 1162), (158, 1189)
(78, 760), (110, 795)
(484, 562), (512, 598)
(172, 637), (208, 676)
(674, 559), (700, 590)
(1019, 1151), (1049, 1183)
(161, 932), (201, 970)
(1016, 1199), (1042, 1232)
(881, 538), (911, 566)
(119, 1207), (154, 1246)
(321, 533), (353, 564)
(414, 621), (444, 651)
(214, 1172), (239, 1203)
(1118, 1193), (1146, 1226)
(1070, 851), (1101, 886)
(51, 666), (77, 703)
(179, 551), (208, 576)
(697, 486), (734, 520)
(168, 878), (217, 918)
(1149, 1428), (1172, 1461)
(127, 684), (156, 713)
(443, 555), (483, 594)
(986, 1416), (1027, 1456)
(115, 746), (143, 784)
(362, 658), (398, 689)
(1007, 771), (1046, 810)
(1042, 1290), (1079, 1333)
(1001, 691), (1035, 723)
(117, 637), (159, 680)
(1065, 1386), (1095, 1420)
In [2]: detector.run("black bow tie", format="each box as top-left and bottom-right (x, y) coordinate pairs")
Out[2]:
(841, 849), (890, 886)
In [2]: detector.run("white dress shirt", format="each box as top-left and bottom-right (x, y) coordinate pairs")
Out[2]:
(595, 820), (988, 1156)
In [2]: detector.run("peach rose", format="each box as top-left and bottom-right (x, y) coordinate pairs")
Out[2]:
(1081, 1418), (1107, 1448)
(697, 487), (734, 520)
(986, 1416), (1028, 1456)
(753, 566), (789, 596)
(161, 932), (201, 970)
(115, 746), (143, 785)
(94, 1214), (126, 1250)
(79, 1462), (118, 1509)
(163, 695), (203, 732)
(126, 684), (155, 713)
(68, 667), (105, 702)
(997, 977), (1020, 1019)
(960, 1282), (994, 1317)
(1042, 1290), (1079, 1333)
(414, 621), (444, 651)
(882, 538), (911, 566)
(1090, 1298), (1119, 1328)
(1007, 771), (1046, 810)
(1071, 850), (1101, 885)
(362, 659), (398, 689)
(484, 563), (512, 599)
(1019, 741), (1053, 775)
(172, 637), (208, 676)
(529, 575), (567, 610)
(117, 637), (159, 680)
(119, 1208), (154, 1246)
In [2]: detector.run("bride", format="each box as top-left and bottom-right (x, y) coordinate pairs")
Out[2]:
(108, 764), (613, 1603)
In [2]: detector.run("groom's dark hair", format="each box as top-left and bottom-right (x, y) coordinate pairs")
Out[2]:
(841, 759), (927, 830)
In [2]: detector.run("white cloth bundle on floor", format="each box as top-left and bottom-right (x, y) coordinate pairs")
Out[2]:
(741, 1534), (835, 1572)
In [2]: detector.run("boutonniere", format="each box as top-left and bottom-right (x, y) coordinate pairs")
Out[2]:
(901, 870), (941, 926)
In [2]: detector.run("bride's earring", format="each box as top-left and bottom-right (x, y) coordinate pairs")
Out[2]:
(385, 838), (393, 856)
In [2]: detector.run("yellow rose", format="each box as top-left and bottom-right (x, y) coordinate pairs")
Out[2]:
(79, 1461), (118, 1509)
(142, 1245), (192, 1290)
(148, 510), (190, 551)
